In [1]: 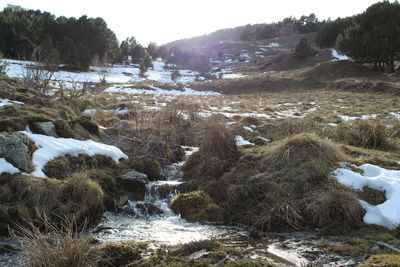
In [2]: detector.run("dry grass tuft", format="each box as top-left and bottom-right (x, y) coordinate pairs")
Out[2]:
(308, 190), (364, 231)
(262, 133), (345, 169)
(183, 117), (240, 180)
(200, 117), (240, 161)
(341, 120), (392, 150)
(14, 216), (96, 267)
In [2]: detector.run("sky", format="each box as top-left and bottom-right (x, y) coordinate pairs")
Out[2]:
(0, 0), (384, 45)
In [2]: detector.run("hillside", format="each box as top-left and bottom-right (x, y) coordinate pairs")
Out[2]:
(1, 2), (400, 267)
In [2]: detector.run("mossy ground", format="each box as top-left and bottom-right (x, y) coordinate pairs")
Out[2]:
(89, 240), (276, 267)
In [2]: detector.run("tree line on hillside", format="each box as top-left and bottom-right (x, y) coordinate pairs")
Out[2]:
(0, 8), (159, 72)
(315, 1), (399, 73)
(164, 1), (399, 73)
(240, 13), (321, 41)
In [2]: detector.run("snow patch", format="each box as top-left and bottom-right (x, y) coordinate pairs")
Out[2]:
(339, 114), (377, 121)
(21, 132), (128, 177)
(0, 99), (24, 107)
(0, 158), (20, 175)
(104, 86), (220, 96)
(331, 49), (349, 61)
(333, 163), (400, 229)
(235, 136), (254, 146)
(389, 112), (400, 119)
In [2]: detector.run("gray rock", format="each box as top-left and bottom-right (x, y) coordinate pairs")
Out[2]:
(113, 120), (134, 134)
(72, 122), (97, 140)
(0, 133), (31, 172)
(119, 171), (148, 184)
(117, 171), (148, 201)
(31, 121), (58, 137)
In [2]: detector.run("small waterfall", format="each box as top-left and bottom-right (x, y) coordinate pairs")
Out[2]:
(96, 146), (243, 246)
(125, 146), (198, 218)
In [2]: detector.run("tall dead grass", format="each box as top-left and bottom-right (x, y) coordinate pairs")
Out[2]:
(262, 133), (346, 169)
(14, 216), (97, 267)
(340, 120), (392, 150)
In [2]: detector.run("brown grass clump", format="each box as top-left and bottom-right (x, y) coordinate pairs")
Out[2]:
(15, 217), (96, 267)
(170, 191), (224, 223)
(200, 117), (240, 161)
(0, 173), (105, 232)
(187, 133), (359, 232)
(308, 190), (364, 231)
(357, 186), (386, 206)
(183, 117), (240, 180)
(262, 133), (345, 169)
(44, 154), (118, 179)
(57, 172), (105, 226)
(341, 120), (392, 150)
(126, 157), (162, 181)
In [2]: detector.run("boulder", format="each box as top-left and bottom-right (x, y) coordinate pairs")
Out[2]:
(54, 119), (74, 138)
(31, 121), (58, 137)
(117, 171), (148, 201)
(0, 132), (32, 172)
(72, 122), (99, 140)
(135, 203), (163, 216)
(119, 171), (148, 184)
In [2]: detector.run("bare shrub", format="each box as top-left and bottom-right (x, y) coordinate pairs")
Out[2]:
(22, 48), (59, 94)
(92, 54), (109, 84)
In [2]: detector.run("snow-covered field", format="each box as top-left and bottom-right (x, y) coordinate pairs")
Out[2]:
(104, 85), (220, 96)
(2, 59), (205, 85)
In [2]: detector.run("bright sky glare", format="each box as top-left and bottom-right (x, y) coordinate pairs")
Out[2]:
(0, 0), (383, 45)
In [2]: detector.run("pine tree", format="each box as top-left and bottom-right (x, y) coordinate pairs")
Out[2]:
(139, 54), (153, 76)
(295, 37), (316, 59)
(336, 1), (400, 72)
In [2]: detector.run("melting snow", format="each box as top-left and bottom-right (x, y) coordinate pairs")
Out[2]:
(104, 86), (220, 96)
(339, 114), (377, 121)
(389, 112), (400, 119)
(235, 136), (255, 146)
(0, 99), (24, 107)
(0, 158), (20, 175)
(331, 49), (349, 61)
(221, 73), (246, 79)
(20, 131), (128, 177)
(243, 126), (253, 132)
(259, 42), (280, 48)
(83, 108), (128, 115)
(2, 59), (204, 85)
(333, 163), (400, 229)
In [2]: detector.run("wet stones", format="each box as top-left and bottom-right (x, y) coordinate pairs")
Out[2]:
(117, 171), (149, 201)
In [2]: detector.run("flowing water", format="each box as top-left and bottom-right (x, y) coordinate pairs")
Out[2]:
(95, 147), (247, 246)
(0, 147), (359, 266)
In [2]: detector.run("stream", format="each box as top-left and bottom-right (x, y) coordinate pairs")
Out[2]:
(0, 147), (361, 266)
(95, 147), (247, 246)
